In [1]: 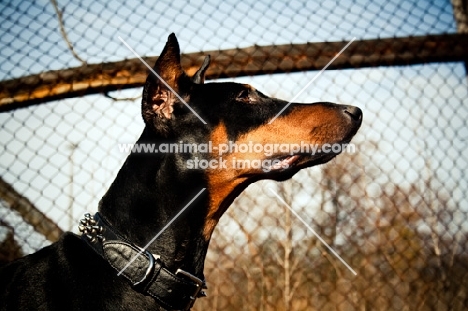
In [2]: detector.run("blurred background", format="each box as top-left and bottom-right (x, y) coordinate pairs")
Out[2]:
(0, 0), (467, 310)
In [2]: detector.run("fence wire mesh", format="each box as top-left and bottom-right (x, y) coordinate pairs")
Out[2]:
(1, 0), (468, 310)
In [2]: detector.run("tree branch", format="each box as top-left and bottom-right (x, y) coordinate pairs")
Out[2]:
(50, 0), (87, 65)
(0, 176), (63, 242)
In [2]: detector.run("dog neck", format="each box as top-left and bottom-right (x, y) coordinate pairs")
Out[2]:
(98, 126), (211, 278)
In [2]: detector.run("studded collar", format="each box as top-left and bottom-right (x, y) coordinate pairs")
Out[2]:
(78, 212), (207, 310)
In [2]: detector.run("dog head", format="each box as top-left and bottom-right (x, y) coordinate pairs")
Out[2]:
(141, 34), (362, 239)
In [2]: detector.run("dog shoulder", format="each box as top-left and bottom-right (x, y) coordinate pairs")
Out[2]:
(0, 233), (83, 307)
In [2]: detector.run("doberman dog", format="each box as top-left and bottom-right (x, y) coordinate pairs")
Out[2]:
(0, 34), (361, 310)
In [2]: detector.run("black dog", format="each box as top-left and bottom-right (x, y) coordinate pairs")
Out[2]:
(0, 34), (361, 310)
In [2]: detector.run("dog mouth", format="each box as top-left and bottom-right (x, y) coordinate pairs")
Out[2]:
(267, 152), (337, 172)
(269, 154), (301, 170)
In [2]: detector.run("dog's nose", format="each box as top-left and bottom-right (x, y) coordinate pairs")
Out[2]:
(343, 105), (362, 123)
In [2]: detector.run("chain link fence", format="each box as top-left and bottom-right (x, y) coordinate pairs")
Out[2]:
(1, 0), (468, 310)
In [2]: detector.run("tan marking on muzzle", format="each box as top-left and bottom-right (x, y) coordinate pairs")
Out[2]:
(202, 103), (354, 241)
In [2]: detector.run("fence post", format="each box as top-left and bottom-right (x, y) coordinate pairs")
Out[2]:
(452, 0), (468, 75)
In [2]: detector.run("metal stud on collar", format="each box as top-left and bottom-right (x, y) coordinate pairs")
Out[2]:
(78, 213), (104, 243)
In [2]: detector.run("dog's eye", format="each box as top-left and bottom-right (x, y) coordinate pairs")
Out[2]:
(236, 89), (253, 104)
(237, 89), (249, 100)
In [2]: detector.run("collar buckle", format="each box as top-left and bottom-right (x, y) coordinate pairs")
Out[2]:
(176, 268), (207, 310)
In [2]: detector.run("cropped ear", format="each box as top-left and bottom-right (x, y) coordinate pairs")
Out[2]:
(192, 55), (210, 84)
(142, 33), (190, 134)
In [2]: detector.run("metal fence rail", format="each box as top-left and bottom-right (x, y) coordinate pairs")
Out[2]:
(1, 0), (467, 310)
